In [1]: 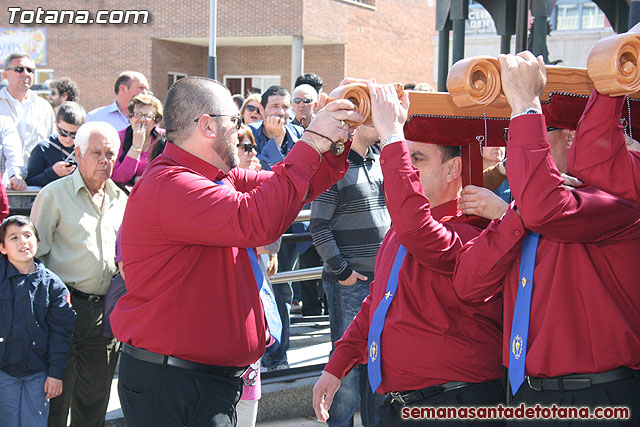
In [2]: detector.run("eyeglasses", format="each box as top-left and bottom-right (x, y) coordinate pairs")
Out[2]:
(131, 112), (156, 121)
(194, 114), (243, 130)
(244, 105), (260, 113)
(236, 142), (257, 153)
(293, 97), (313, 104)
(6, 66), (35, 74)
(58, 126), (77, 139)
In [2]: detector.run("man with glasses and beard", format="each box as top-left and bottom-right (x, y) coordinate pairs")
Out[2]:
(0, 53), (55, 189)
(111, 76), (360, 426)
(27, 101), (85, 187)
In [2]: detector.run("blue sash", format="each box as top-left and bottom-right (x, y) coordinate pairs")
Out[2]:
(508, 232), (540, 394)
(247, 248), (282, 343)
(367, 245), (407, 393)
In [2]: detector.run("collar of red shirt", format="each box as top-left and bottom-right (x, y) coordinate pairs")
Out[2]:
(163, 141), (226, 182)
(431, 197), (459, 221)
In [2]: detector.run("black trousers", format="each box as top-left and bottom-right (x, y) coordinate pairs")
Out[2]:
(376, 379), (506, 426)
(118, 351), (243, 427)
(48, 295), (119, 427)
(510, 377), (640, 426)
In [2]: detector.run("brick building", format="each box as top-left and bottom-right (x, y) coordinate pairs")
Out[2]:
(1, 0), (437, 111)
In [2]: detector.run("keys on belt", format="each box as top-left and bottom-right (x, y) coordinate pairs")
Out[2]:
(389, 381), (471, 406)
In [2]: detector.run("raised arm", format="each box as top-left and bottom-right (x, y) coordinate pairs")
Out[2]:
(367, 82), (476, 273)
(500, 52), (640, 242)
(453, 207), (525, 302)
(567, 89), (640, 201)
(160, 101), (361, 249)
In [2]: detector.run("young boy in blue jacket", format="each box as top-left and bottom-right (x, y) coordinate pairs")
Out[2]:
(0, 215), (75, 426)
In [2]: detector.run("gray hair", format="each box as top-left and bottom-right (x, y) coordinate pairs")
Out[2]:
(56, 101), (86, 126)
(293, 84), (318, 101)
(163, 76), (226, 145)
(74, 122), (120, 155)
(4, 52), (32, 70)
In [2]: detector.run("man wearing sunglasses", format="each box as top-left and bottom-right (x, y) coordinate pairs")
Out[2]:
(26, 101), (85, 187)
(291, 84), (319, 129)
(0, 53), (55, 190)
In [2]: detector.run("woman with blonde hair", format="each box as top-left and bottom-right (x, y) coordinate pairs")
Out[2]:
(240, 94), (263, 125)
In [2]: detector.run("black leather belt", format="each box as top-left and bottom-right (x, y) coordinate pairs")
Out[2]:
(69, 287), (103, 303)
(389, 381), (472, 406)
(526, 367), (639, 392)
(123, 344), (249, 378)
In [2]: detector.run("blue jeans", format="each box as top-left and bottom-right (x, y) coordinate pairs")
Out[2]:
(323, 274), (384, 427)
(262, 242), (297, 368)
(0, 369), (49, 427)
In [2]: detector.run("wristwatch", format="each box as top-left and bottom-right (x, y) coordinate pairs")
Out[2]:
(510, 108), (541, 119)
(380, 134), (403, 150)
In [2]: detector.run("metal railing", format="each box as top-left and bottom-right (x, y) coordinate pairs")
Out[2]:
(270, 266), (323, 284)
(270, 209), (323, 284)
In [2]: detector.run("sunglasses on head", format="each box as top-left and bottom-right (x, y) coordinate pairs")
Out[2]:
(236, 142), (257, 153)
(293, 97), (313, 104)
(245, 105), (260, 113)
(7, 66), (35, 74)
(58, 126), (77, 139)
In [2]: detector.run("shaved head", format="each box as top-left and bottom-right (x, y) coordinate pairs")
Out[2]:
(163, 77), (229, 145)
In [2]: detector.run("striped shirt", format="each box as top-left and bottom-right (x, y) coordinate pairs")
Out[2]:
(310, 146), (390, 280)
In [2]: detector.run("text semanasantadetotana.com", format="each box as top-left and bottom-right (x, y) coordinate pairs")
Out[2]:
(401, 404), (630, 421)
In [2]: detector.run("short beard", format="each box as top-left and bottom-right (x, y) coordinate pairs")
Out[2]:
(214, 135), (239, 170)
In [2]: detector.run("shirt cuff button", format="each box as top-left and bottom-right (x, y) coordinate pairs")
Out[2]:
(515, 230), (521, 236)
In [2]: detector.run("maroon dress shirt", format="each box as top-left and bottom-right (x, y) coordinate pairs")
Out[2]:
(324, 141), (503, 393)
(567, 89), (640, 202)
(454, 114), (640, 377)
(111, 140), (349, 366)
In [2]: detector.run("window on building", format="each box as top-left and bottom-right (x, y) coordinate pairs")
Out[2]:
(551, 0), (605, 31)
(32, 69), (54, 95)
(223, 75), (281, 96)
(168, 72), (187, 89)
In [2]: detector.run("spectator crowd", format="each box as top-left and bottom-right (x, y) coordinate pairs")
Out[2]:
(0, 39), (638, 427)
